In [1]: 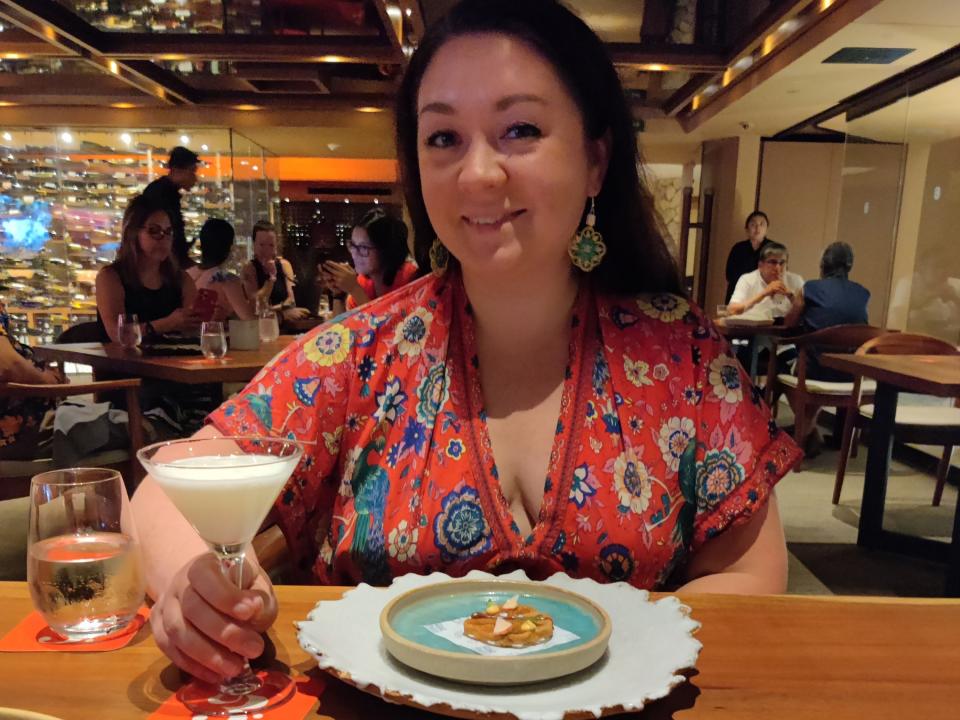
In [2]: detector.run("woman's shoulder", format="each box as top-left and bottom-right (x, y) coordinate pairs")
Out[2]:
(598, 290), (717, 347)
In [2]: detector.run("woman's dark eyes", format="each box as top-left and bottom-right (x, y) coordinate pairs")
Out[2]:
(503, 123), (541, 140)
(424, 123), (542, 148)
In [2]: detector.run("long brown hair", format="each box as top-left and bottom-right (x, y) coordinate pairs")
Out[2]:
(112, 194), (180, 291)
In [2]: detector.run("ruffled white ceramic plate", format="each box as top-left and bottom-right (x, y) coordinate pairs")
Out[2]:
(297, 570), (702, 720)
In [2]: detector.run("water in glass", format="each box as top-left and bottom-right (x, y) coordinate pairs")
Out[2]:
(27, 468), (145, 641)
(117, 313), (142, 349)
(259, 313), (280, 343)
(201, 321), (228, 359)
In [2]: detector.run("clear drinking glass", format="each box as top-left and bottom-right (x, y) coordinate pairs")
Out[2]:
(138, 436), (304, 716)
(716, 304), (730, 318)
(117, 313), (142, 349)
(200, 321), (228, 359)
(258, 310), (280, 343)
(27, 468), (145, 641)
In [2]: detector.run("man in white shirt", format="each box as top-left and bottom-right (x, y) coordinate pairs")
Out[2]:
(728, 241), (803, 318)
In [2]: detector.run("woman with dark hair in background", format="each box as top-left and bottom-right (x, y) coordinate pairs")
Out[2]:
(320, 207), (418, 310)
(96, 193), (198, 342)
(187, 218), (256, 320)
(134, 0), (800, 684)
(725, 210), (773, 303)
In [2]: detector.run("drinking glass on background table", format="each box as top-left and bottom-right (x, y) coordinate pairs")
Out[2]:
(27, 468), (145, 641)
(138, 436), (304, 716)
(117, 313), (142, 349)
(258, 309), (280, 343)
(716, 305), (729, 319)
(200, 321), (228, 359)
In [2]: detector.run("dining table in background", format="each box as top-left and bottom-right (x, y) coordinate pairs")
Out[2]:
(1, 582), (958, 719)
(822, 353), (960, 596)
(714, 319), (791, 378)
(32, 337), (297, 385)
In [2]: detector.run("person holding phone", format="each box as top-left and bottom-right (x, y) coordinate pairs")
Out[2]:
(187, 218), (256, 321)
(321, 208), (418, 310)
(96, 194), (199, 342)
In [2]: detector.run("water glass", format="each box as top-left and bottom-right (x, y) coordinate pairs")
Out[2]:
(117, 313), (142, 349)
(716, 304), (729, 318)
(259, 311), (280, 343)
(201, 321), (228, 359)
(27, 468), (145, 641)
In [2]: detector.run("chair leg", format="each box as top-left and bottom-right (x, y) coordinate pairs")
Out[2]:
(793, 404), (808, 471)
(851, 427), (860, 458)
(933, 445), (952, 507)
(833, 406), (859, 505)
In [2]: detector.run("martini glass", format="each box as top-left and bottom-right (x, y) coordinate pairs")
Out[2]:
(138, 436), (303, 716)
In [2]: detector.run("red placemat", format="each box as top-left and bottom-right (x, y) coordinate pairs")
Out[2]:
(0, 607), (150, 652)
(148, 674), (325, 719)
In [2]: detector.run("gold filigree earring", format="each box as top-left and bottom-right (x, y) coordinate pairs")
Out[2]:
(568, 197), (606, 272)
(429, 237), (450, 276)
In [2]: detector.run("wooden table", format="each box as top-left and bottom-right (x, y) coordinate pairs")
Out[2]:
(714, 320), (791, 377)
(822, 353), (960, 595)
(32, 337), (296, 385)
(2, 582), (959, 719)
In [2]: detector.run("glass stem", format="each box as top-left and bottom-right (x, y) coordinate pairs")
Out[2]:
(217, 550), (260, 695)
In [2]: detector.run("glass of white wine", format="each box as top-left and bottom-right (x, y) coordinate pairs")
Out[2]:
(138, 436), (304, 716)
(27, 468), (145, 641)
(201, 321), (228, 359)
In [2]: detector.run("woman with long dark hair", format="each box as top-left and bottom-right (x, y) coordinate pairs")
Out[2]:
(320, 208), (417, 309)
(96, 193), (198, 341)
(134, 0), (800, 684)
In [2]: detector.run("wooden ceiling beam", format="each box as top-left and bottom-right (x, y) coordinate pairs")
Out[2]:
(101, 34), (401, 65)
(0, 0), (196, 104)
(370, 0), (404, 56)
(608, 44), (727, 72)
(662, 73), (714, 116)
(195, 91), (393, 112)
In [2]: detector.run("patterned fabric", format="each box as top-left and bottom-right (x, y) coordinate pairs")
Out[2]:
(209, 271), (802, 589)
(0, 325), (54, 452)
(346, 261), (420, 310)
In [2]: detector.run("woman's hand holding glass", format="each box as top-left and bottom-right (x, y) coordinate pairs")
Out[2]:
(150, 553), (278, 685)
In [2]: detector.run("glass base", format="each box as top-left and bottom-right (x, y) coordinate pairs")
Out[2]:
(177, 670), (295, 716)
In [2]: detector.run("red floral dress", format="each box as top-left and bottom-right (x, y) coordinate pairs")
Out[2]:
(209, 271), (801, 589)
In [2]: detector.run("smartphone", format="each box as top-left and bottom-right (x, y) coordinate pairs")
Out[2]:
(192, 288), (218, 322)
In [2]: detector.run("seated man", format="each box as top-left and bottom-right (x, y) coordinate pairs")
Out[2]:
(728, 242), (804, 320)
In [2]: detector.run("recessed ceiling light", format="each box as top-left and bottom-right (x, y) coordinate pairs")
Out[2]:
(110, 102), (137, 109)
(2, 132), (10, 142)
(200, 144), (208, 151)
(733, 56), (754, 71)
(0, 101), (17, 107)
(233, 104), (262, 111)
(317, 55), (348, 63)
(120, 132), (132, 145)
(60, 131), (73, 144)
(326, 143), (340, 151)
(355, 106), (384, 113)
(179, 134), (190, 144)
(778, 19), (801, 34)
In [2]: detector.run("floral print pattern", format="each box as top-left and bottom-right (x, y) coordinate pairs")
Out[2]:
(209, 272), (801, 590)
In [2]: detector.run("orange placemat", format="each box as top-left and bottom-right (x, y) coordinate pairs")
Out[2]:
(148, 674), (325, 719)
(0, 608), (150, 652)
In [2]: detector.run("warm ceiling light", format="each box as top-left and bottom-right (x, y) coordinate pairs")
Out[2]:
(233, 104), (262, 111)
(762, 34), (777, 55)
(179, 134), (190, 144)
(722, 68), (733, 86)
(60, 131), (73, 144)
(120, 132), (132, 145)
(108, 60), (120, 75)
(158, 54), (187, 61)
(733, 55), (754, 71)
(42, 26), (56, 42)
(317, 55), (349, 63)
(3, 53), (23, 60)
(2, 132), (11, 141)
(201, 144), (209, 151)
(820, 0), (836, 9)
(642, 64), (667, 72)
(386, 5), (402, 21)
(0, 101), (17, 107)
(691, 95), (702, 111)
(702, 84), (719, 96)
(778, 18), (801, 34)
(110, 102), (137, 109)
(356, 106), (384, 113)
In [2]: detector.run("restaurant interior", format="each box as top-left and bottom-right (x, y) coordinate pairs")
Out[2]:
(0, 0), (959, 717)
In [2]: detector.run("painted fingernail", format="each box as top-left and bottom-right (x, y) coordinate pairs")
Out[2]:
(243, 640), (262, 657)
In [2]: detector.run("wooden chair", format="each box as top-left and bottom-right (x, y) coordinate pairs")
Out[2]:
(764, 325), (890, 467)
(0, 378), (145, 501)
(833, 332), (960, 505)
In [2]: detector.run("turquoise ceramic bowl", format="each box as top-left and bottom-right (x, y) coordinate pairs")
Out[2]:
(379, 579), (611, 685)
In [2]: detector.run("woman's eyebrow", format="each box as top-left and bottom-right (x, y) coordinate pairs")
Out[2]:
(418, 94), (547, 118)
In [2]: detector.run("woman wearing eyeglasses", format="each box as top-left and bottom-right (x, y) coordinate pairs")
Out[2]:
(321, 208), (418, 310)
(96, 193), (199, 342)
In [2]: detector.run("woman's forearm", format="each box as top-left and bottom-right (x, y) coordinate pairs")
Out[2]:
(675, 569), (786, 595)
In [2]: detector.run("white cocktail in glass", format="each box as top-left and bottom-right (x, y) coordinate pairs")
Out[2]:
(138, 436), (303, 716)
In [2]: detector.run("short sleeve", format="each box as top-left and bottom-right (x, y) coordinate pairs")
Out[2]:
(729, 274), (751, 305)
(206, 322), (354, 571)
(690, 316), (802, 549)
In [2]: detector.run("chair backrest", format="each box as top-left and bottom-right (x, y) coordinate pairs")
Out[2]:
(857, 332), (960, 357)
(56, 321), (107, 344)
(791, 324), (890, 353)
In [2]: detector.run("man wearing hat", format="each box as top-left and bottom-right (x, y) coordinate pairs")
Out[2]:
(142, 145), (199, 268)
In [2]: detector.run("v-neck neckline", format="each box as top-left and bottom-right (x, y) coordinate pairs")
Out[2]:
(450, 276), (594, 553)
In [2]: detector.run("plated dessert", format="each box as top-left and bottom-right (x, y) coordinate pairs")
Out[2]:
(463, 594), (555, 648)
